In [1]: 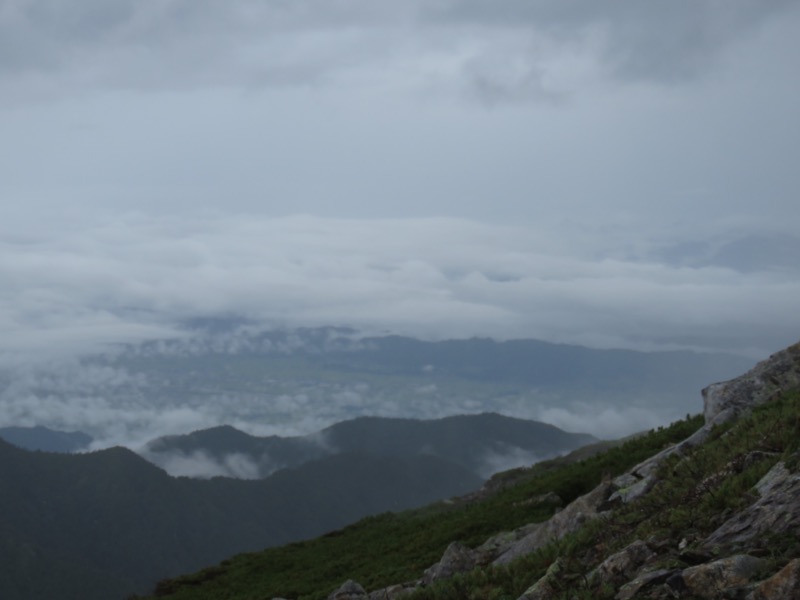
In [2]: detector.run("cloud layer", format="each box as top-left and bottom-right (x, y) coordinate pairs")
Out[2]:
(1, 213), (798, 364)
(2, 1), (795, 99)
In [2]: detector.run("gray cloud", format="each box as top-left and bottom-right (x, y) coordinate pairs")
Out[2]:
(432, 0), (798, 83)
(0, 214), (797, 366)
(2, 0), (796, 104)
(477, 446), (545, 479)
(534, 404), (676, 442)
(0, 1), (420, 101)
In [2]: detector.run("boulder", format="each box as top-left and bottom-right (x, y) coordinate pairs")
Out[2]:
(328, 580), (368, 600)
(587, 539), (655, 588)
(608, 473), (657, 505)
(748, 558), (800, 600)
(475, 523), (541, 564)
(422, 542), (477, 583)
(615, 568), (674, 600)
(668, 555), (766, 599)
(701, 343), (800, 429)
(703, 461), (800, 551)
(494, 480), (614, 565)
(606, 343), (800, 493)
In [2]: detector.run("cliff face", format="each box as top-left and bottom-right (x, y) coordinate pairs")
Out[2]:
(327, 342), (800, 600)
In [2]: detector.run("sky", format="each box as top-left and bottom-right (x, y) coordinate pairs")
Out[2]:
(2, 0), (800, 366)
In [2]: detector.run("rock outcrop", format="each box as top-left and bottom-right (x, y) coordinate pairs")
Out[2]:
(587, 540), (656, 589)
(703, 460), (800, 552)
(702, 342), (800, 427)
(421, 542), (477, 583)
(493, 479), (615, 565)
(668, 554), (766, 599)
(368, 583), (416, 600)
(748, 558), (800, 600)
(324, 342), (800, 600)
(328, 580), (368, 600)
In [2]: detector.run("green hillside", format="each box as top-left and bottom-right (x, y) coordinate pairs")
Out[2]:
(140, 415), (704, 599)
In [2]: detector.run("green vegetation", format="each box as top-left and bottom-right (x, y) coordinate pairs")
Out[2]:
(144, 414), (704, 599)
(407, 390), (800, 600)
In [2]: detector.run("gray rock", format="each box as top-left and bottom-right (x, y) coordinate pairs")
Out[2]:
(702, 343), (800, 428)
(748, 558), (800, 600)
(588, 539), (655, 588)
(703, 461), (800, 551)
(422, 542), (476, 583)
(755, 460), (794, 497)
(615, 568), (675, 600)
(611, 472), (640, 490)
(476, 523), (541, 564)
(328, 580), (368, 600)
(608, 474), (657, 505)
(607, 343), (800, 494)
(494, 480), (614, 565)
(670, 555), (766, 599)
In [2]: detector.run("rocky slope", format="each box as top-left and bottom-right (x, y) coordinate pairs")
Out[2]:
(323, 341), (800, 600)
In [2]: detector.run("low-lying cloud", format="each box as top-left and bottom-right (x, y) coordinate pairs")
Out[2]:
(139, 428), (332, 480)
(478, 446), (546, 480)
(533, 404), (676, 442)
(1, 214), (797, 364)
(143, 449), (263, 479)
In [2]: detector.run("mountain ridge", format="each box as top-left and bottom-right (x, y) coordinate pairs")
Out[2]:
(142, 412), (597, 479)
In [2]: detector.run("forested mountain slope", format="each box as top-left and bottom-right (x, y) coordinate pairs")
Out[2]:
(0, 443), (482, 600)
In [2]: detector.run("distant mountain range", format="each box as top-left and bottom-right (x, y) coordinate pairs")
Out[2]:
(308, 333), (749, 392)
(0, 425), (92, 453)
(2, 327), (753, 452)
(122, 325), (752, 397)
(143, 413), (597, 479)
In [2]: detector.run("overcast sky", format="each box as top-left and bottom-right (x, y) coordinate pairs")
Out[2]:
(2, 0), (800, 363)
